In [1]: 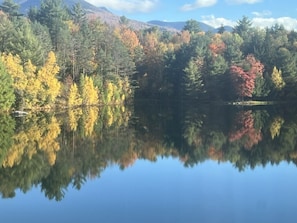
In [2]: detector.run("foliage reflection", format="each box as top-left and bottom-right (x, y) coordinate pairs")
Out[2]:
(1, 103), (297, 200)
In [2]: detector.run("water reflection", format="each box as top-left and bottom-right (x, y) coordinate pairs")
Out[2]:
(1, 102), (297, 200)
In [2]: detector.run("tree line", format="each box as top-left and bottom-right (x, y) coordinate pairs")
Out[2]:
(0, 0), (135, 111)
(1, 0), (297, 112)
(136, 17), (297, 102)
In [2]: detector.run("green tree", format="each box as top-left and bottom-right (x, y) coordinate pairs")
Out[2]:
(221, 32), (243, 64)
(0, 58), (15, 111)
(217, 24), (225, 34)
(0, 0), (20, 18)
(30, 21), (52, 65)
(233, 16), (255, 56)
(183, 57), (204, 97)
(1, 53), (27, 110)
(183, 19), (201, 34)
(262, 25), (289, 74)
(71, 3), (86, 25)
(34, 0), (69, 51)
(0, 114), (15, 166)
(119, 15), (129, 27)
(233, 16), (252, 40)
(0, 11), (14, 52)
(276, 47), (297, 78)
(7, 19), (44, 65)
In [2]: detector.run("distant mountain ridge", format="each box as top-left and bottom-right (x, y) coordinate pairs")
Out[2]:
(148, 20), (215, 32)
(9, 0), (108, 13)
(0, 0), (233, 32)
(148, 20), (233, 32)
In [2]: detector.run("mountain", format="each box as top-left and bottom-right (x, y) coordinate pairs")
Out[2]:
(9, 0), (108, 13)
(148, 20), (215, 32)
(148, 20), (233, 33)
(1, 0), (232, 32)
(3, 0), (152, 30)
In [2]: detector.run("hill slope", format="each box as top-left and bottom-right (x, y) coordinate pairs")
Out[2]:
(148, 20), (233, 32)
(1, 0), (232, 32)
(148, 20), (216, 32)
(10, 0), (105, 13)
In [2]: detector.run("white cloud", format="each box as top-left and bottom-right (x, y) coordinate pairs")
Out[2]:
(201, 14), (297, 31)
(252, 10), (271, 17)
(85, 0), (158, 13)
(181, 0), (217, 11)
(201, 15), (236, 28)
(252, 17), (297, 30)
(226, 0), (262, 4)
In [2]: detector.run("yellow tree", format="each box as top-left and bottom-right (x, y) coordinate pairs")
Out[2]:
(270, 116), (284, 139)
(80, 75), (99, 106)
(38, 116), (61, 166)
(2, 114), (61, 167)
(68, 83), (82, 108)
(1, 53), (27, 109)
(271, 66), (285, 90)
(82, 107), (99, 136)
(23, 60), (41, 109)
(68, 108), (82, 131)
(37, 51), (61, 106)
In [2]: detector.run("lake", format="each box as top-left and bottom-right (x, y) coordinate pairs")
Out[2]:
(1, 100), (297, 223)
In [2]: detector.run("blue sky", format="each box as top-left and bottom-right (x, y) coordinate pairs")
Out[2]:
(85, 0), (297, 30)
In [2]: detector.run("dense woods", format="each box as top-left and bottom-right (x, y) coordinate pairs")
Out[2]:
(1, 0), (297, 111)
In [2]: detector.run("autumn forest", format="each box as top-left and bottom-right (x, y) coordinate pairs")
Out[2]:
(2, 0), (297, 201)
(1, 0), (297, 112)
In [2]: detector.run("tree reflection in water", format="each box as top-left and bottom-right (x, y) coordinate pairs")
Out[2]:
(0, 102), (297, 200)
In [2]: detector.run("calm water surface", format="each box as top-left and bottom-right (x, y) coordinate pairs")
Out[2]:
(2, 158), (297, 223)
(1, 101), (297, 223)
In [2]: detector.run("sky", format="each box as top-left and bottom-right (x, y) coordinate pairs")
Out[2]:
(84, 0), (297, 30)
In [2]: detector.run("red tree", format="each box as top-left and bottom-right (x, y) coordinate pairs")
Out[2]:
(229, 110), (262, 149)
(230, 54), (264, 98)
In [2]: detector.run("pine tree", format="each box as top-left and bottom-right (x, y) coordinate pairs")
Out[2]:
(183, 57), (204, 97)
(0, 58), (15, 111)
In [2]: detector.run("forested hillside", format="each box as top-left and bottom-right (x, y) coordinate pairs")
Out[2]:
(1, 0), (297, 112)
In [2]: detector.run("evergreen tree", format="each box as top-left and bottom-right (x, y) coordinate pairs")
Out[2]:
(221, 32), (243, 64)
(30, 21), (52, 65)
(71, 3), (86, 25)
(0, 0), (21, 18)
(7, 19), (44, 65)
(217, 24), (225, 34)
(183, 19), (201, 34)
(0, 11), (14, 52)
(233, 16), (253, 39)
(35, 0), (69, 51)
(0, 59), (15, 111)
(183, 57), (204, 97)
(276, 47), (297, 78)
